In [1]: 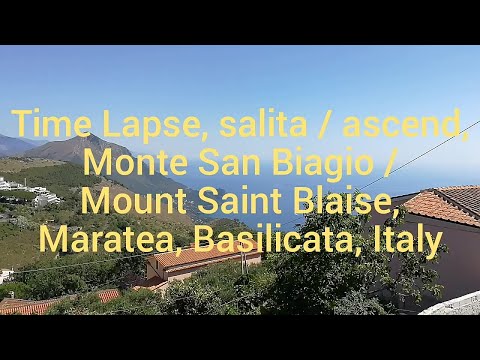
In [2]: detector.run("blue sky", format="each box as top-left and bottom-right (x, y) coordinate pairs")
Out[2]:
(0, 45), (479, 172)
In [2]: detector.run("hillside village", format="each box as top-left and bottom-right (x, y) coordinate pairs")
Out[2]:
(0, 174), (64, 285)
(0, 135), (479, 315)
(0, 153), (262, 314)
(0, 241), (261, 314)
(0, 176), (62, 207)
(3, 45), (480, 316)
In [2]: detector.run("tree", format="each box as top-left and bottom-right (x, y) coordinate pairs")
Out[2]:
(0, 281), (32, 300)
(47, 289), (161, 315)
(11, 251), (146, 300)
(46, 293), (102, 315)
(188, 261), (275, 315)
(45, 261), (274, 315)
(100, 289), (161, 315)
(161, 280), (224, 315)
(333, 291), (387, 315)
(265, 192), (447, 314)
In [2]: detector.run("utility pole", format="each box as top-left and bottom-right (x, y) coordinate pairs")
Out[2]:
(241, 252), (244, 275)
(241, 252), (248, 275)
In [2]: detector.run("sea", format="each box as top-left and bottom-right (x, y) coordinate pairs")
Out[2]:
(171, 161), (480, 231)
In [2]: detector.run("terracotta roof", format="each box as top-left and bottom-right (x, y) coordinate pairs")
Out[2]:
(153, 240), (261, 270)
(436, 185), (480, 218)
(0, 288), (121, 315)
(0, 298), (61, 315)
(165, 252), (260, 273)
(0, 298), (35, 310)
(404, 187), (480, 228)
(97, 289), (121, 303)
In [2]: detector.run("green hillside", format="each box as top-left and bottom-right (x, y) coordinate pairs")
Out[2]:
(4, 162), (101, 200)
(0, 223), (57, 269)
(21, 134), (222, 221)
(0, 159), (250, 270)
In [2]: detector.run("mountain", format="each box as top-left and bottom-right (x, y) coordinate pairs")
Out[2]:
(23, 134), (131, 164)
(22, 134), (217, 221)
(0, 134), (39, 157)
(23, 134), (187, 193)
(17, 138), (49, 147)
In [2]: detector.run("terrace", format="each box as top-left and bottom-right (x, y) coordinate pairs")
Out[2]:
(420, 290), (480, 315)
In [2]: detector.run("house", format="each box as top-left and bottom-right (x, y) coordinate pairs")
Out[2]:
(0, 177), (62, 206)
(0, 178), (9, 191)
(33, 195), (49, 207)
(32, 187), (47, 194)
(0, 289), (121, 315)
(0, 269), (14, 285)
(369, 185), (480, 308)
(140, 240), (262, 291)
(8, 182), (20, 190)
(33, 193), (61, 207)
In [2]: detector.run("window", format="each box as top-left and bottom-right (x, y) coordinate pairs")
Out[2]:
(156, 261), (159, 270)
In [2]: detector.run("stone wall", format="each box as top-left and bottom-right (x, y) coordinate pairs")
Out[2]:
(419, 290), (480, 315)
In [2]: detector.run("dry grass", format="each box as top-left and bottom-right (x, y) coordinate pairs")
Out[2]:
(0, 224), (57, 270)
(0, 157), (65, 173)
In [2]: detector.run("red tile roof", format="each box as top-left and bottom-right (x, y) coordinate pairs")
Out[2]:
(165, 252), (260, 273)
(97, 289), (121, 303)
(153, 240), (261, 270)
(436, 185), (480, 218)
(0, 298), (35, 310)
(0, 298), (61, 315)
(403, 186), (480, 228)
(0, 289), (121, 315)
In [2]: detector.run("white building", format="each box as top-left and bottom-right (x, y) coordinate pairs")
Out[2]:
(8, 182), (20, 190)
(32, 187), (47, 194)
(0, 177), (11, 190)
(34, 193), (62, 207)
(0, 181), (23, 191)
(0, 269), (14, 285)
(0, 176), (63, 206)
